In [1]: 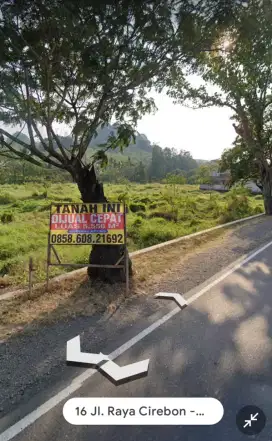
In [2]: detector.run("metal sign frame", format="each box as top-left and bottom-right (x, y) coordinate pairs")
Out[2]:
(46, 202), (129, 295)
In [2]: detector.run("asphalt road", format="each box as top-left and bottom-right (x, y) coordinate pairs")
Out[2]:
(1, 237), (272, 441)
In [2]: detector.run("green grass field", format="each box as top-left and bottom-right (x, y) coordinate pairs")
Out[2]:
(0, 182), (264, 287)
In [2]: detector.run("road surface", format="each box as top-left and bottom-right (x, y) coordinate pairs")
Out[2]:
(1, 239), (272, 441)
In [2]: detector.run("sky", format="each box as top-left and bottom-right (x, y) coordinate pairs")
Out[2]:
(137, 90), (235, 161)
(1, 88), (236, 162)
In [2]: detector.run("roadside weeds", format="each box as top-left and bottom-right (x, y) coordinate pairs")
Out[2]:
(0, 227), (230, 341)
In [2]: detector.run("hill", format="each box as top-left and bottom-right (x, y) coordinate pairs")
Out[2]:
(10, 129), (209, 164)
(89, 123), (152, 155)
(12, 124), (152, 160)
(195, 159), (210, 165)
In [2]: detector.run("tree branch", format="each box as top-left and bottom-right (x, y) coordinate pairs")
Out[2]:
(24, 65), (36, 149)
(0, 127), (66, 169)
(79, 89), (109, 158)
(50, 127), (70, 163)
(0, 139), (44, 167)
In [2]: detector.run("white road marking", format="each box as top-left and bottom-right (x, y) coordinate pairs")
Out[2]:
(1, 238), (272, 441)
(154, 292), (187, 309)
(0, 308), (180, 441)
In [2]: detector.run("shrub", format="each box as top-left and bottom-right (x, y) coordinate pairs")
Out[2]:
(149, 211), (178, 222)
(1, 212), (14, 223)
(149, 201), (165, 209)
(132, 217), (142, 227)
(253, 205), (264, 214)
(117, 192), (129, 202)
(137, 211), (147, 219)
(140, 222), (177, 247)
(20, 201), (41, 212)
(189, 218), (200, 227)
(11, 202), (20, 207)
(229, 185), (251, 197)
(136, 197), (151, 204)
(129, 203), (146, 212)
(206, 200), (222, 217)
(0, 247), (14, 260)
(38, 204), (51, 212)
(185, 198), (197, 211)
(220, 194), (252, 223)
(0, 193), (16, 204)
(31, 190), (47, 199)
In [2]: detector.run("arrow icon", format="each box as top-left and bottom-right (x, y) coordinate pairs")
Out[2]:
(66, 336), (109, 366)
(154, 292), (187, 309)
(243, 413), (259, 428)
(66, 336), (149, 384)
(100, 359), (149, 383)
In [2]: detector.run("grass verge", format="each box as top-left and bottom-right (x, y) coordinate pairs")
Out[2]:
(0, 225), (234, 341)
(0, 183), (264, 288)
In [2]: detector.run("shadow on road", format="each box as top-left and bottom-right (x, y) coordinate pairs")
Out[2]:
(39, 250), (272, 441)
(1, 223), (272, 441)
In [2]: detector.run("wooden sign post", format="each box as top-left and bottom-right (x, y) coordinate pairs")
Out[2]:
(46, 202), (129, 295)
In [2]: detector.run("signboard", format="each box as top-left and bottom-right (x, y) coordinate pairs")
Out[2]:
(49, 203), (125, 245)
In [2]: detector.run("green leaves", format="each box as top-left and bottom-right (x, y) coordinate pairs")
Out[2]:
(170, 0), (272, 189)
(0, 0), (246, 176)
(220, 138), (262, 188)
(90, 150), (109, 169)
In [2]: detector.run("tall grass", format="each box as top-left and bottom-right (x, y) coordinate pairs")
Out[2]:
(0, 183), (264, 286)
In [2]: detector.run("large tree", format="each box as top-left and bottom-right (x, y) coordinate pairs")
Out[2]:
(0, 0), (243, 282)
(220, 137), (263, 190)
(169, 0), (272, 213)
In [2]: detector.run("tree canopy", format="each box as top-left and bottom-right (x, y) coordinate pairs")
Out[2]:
(169, 0), (272, 211)
(220, 137), (263, 189)
(0, 0), (247, 176)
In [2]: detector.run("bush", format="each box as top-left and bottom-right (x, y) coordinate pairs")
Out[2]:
(206, 199), (222, 217)
(220, 194), (252, 223)
(229, 185), (251, 197)
(189, 218), (200, 227)
(137, 211), (147, 219)
(117, 192), (129, 202)
(129, 203), (146, 212)
(140, 222), (177, 247)
(31, 190), (48, 199)
(185, 198), (197, 211)
(0, 193), (16, 204)
(19, 201), (41, 212)
(253, 205), (264, 214)
(0, 212), (14, 223)
(149, 211), (178, 222)
(38, 204), (51, 212)
(132, 217), (143, 227)
(149, 202), (159, 209)
(136, 197), (151, 204)
(149, 201), (165, 209)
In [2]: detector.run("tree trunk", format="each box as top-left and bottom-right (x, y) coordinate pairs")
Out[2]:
(262, 168), (272, 215)
(74, 162), (132, 283)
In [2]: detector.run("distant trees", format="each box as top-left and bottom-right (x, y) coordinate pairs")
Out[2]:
(164, 173), (186, 185)
(148, 145), (197, 181)
(0, 144), (209, 185)
(186, 162), (219, 184)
